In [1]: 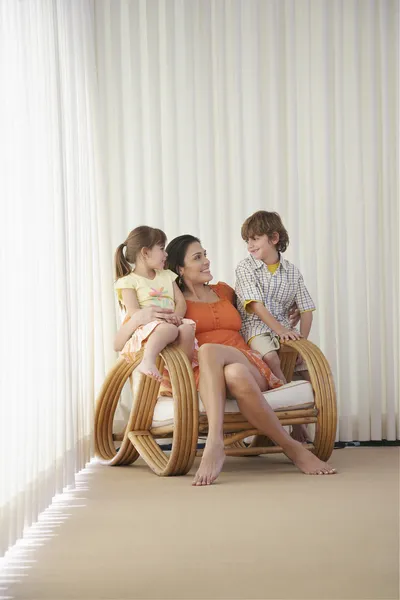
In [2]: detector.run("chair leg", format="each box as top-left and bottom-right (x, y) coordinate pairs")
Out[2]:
(127, 347), (199, 476)
(250, 435), (274, 449)
(94, 357), (141, 466)
(224, 433), (247, 449)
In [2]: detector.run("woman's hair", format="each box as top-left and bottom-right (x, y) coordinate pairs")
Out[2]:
(241, 210), (289, 253)
(114, 226), (167, 279)
(165, 234), (200, 291)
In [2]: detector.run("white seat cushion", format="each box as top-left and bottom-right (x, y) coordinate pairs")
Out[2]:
(151, 379), (314, 428)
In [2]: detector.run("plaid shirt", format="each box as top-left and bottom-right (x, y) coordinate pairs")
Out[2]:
(235, 255), (316, 343)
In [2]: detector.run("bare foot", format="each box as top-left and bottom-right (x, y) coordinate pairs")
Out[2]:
(287, 442), (337, 475)
(192, 441), (226, 486)
(291, 424), (311, 444)
(137, 359), (163, 382)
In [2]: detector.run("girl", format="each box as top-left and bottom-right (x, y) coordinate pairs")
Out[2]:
(114, 226), (196, 381)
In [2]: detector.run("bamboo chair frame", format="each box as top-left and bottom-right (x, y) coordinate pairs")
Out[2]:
(94, 340), (337, 476)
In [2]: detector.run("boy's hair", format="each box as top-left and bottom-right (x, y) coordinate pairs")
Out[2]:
(241, 211), (289, 253)
(114, 226), (167, 280)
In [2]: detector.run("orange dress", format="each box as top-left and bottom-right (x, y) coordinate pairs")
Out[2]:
(185, 282), (282, 390)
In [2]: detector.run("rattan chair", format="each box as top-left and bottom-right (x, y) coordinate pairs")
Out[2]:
(94, 340), (337, 476)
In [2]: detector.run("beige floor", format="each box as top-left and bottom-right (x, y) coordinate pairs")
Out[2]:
(3, 448), (399, 600)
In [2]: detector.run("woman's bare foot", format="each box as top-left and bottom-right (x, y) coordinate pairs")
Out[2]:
(286, 442), (337, 475)
(192, 440), (226, 486)
(137, 358), (163, 382)
(291, 424), (311, 444)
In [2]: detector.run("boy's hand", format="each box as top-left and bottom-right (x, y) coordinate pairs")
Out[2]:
(276, 327), (302, 342)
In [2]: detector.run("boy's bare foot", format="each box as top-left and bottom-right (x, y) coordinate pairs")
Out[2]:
(291, 424), (311, 444)
(287, 442), (337, 475)
(137, 359), (163, 382)
(192, 441), (225, 486)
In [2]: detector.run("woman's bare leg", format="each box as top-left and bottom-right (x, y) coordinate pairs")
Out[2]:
(225, 363), (335, 475)
(193, 343), (270, 486)
(138, 324), (179, 381)
(192, 345), (227, 486)
(193, 344), (336, 486)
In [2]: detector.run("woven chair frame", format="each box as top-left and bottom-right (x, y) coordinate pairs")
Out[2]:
(94, 339), (337, 475)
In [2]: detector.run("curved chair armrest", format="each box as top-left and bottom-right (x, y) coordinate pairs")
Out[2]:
(284, 339), (337, 460)
(283, 340), (335, 409)
(94, 346), (198, 473)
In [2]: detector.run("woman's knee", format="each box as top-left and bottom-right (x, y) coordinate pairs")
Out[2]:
(224, 363), (251, 390)
(198, 343), (220, 361)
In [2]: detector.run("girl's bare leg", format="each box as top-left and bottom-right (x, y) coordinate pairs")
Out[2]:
(138, 324), (179, 381)
(193, 344), (336, 486)
(175, 323), (196, 362)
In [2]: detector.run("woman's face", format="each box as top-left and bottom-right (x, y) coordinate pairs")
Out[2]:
(180, 242), (212, 286)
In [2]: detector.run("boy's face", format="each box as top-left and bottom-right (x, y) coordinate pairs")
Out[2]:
(246, 233), (279, 262)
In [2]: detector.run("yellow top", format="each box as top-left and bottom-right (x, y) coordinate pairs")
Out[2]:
(267, 261), (280, 274)
(114, 269), (177, 310)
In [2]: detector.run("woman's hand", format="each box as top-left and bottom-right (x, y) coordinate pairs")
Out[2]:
(140, 306), (175, 326)
(141, 307), (183, 326)
(163, 313), (183, 326)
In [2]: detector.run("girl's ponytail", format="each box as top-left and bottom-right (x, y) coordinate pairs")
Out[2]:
(114, 243), (132, 279)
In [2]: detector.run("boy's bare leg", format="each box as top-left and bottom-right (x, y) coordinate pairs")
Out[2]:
(262, 350), (286, 383)
(262, 351), (309, 444)
(290, 369), (312, 443)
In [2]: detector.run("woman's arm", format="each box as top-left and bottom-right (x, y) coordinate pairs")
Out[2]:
(114, 289), (141, 351)
(114, 288), (175, 351)
(173, 282), (187, 320)
(114, 305), (176, 351)
(288, 303), (301, 327)
(114, 311), (145, 352)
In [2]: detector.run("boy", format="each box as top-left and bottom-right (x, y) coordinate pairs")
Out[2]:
(235, 210), (315, 386)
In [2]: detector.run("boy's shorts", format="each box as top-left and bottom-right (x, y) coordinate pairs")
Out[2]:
(248, 333), (308, 372)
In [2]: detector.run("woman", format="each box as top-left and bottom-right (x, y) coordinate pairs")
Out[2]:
(115, 235), (336, 485)
(165, 235), (336, 485)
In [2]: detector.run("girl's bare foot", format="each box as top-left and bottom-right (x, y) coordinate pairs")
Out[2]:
(137, 358), (163, 382)
(286, 442), (337, 475)
(192, 440), (226, 486)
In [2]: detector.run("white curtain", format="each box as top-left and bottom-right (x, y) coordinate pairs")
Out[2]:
(0, 0), (398, 560)
(0, 0), (114, 555)
(94, 0), (399, 442)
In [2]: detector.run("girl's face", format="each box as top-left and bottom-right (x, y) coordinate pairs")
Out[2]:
(180, 242), (212, 286)
(145, 243), (168, 270)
